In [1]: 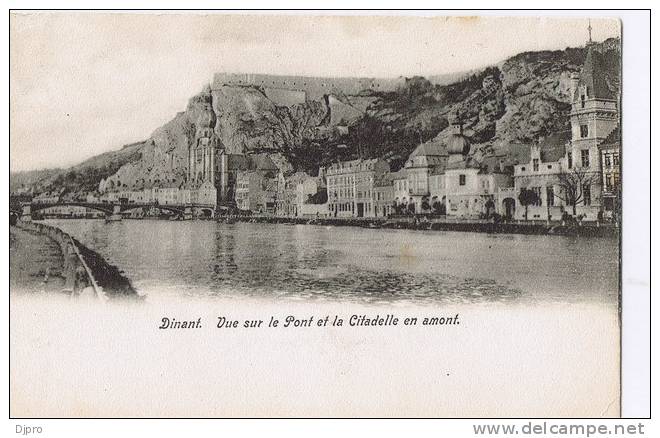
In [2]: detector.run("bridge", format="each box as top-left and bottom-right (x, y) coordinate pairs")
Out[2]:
(14, 201), (217, 221)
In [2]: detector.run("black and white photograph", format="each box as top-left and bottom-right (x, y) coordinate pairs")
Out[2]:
(7, 10), (643, 422)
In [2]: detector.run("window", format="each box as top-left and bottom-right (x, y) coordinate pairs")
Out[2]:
(604, 153), (611, 167)
(532, 187), (542, 206)
(567, 152), (572, 169)
(613, 153), (619, 166)
(581, 150), (590, 168)
(459, 174), (466, 186)
(581, 94), (586, 108)
(580, 125), (589, 138)
(583, 184), (591, 206)
(546, 186), (554, 207)
(605, 175), (613, 191)
(533, 159), (539, 172)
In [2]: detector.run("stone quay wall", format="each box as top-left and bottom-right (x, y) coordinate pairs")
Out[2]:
(17, 220), (107, 300)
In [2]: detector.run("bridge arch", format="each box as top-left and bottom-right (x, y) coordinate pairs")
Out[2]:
(30, 202), (115, 215)
(119, 204), (186, 215)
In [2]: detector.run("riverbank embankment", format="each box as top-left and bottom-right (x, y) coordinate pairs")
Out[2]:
(220, 215), (619, 238)
(10, 220), (137, 299)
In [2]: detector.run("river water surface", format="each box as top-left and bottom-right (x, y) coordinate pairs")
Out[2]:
(45, 219), (619, 306)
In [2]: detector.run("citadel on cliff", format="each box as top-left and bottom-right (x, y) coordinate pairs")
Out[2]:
(28, 33), (620, 223)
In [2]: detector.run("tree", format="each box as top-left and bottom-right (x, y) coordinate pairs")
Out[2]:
(421, 197), (431, 212)
(554, 167), (598, 216)
(432, 201), (446, 215)
(518, 188), (539, 220)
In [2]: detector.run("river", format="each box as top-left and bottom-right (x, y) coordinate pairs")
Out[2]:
(44, 219), (619, 306)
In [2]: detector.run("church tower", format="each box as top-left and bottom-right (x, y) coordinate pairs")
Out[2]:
(188, 86), (223, 206)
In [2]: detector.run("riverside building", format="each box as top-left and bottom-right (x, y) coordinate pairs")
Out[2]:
(326, 158), (390, 218)
(512, 37), (620, 221)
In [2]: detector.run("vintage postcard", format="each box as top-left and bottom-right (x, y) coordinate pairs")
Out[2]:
(9, 12), (624, 418)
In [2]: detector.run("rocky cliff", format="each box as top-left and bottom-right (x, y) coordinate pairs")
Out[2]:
(11, 38), (620, 195)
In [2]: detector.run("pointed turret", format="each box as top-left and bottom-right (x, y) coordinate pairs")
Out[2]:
(575, 46), (616, 101)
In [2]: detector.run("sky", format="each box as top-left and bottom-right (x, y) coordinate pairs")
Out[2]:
(9, 13), (620, 172)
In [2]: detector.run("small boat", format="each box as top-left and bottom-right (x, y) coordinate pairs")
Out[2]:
(105, 214), (122, 223)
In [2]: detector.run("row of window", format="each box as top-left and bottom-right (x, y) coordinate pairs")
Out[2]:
(524, 150), (591, 173)
(603, 152), (620, 167)
(604, 173), (621, 191)
(329, 202), (373, 212)
(526, 185), (592, 207)
(327, 175), (375, 186)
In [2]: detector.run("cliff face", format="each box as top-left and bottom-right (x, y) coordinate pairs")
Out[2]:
(12, 39), (620, 195)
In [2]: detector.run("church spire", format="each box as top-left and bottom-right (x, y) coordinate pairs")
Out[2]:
(587, 19), (593, 44)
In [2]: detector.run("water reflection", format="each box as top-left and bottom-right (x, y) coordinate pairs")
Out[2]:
(46, 220), (619, 306)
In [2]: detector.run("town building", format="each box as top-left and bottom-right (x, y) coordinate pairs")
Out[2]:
(441, 116), (512, 218)
(512, 133), (570, 221)
(234, 155), (279, 214)
(296, 175), (328, 217)
(599, 126), (620, 219)
(392, 170), (409, 213)
(373, 172), (395, 218)
(403, 135), (448, 213)
(275, 171), (308, 217)
(565, 40), (619, 219)
(326, 158), (390, 218)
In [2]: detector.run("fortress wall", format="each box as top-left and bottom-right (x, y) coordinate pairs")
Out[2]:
(263, 87), (307, 106)
(212, 73), (404, 101)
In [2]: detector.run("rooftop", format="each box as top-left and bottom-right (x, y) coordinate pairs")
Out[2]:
(575, 47), (618, 101)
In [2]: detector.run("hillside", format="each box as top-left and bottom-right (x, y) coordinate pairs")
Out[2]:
(10, 38), (620, 195)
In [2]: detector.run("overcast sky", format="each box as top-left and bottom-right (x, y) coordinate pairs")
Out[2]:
(9, 13), (620, 172)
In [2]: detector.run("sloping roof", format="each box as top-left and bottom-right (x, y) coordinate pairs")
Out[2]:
(576, 47), (617, 100)
(389, 169), (408, 180)
(409, 139), (448, 158)
(600, 125), (620, 147)
(479, 156), (506, 174)
(445, 157), (481, 171)
(429, 167), (445, 176)
(509, 131), (570, 165)
(264, 179), (279, 192)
